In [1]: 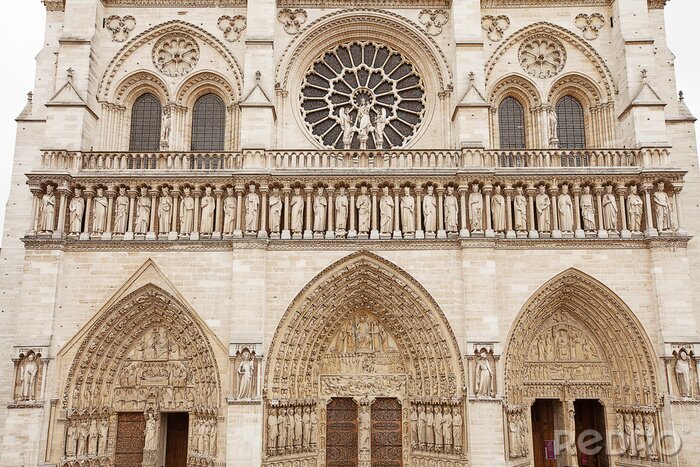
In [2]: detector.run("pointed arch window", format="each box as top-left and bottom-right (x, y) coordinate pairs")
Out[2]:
(556, 95), (586, 149)
(191, 93), (226, 151)
(129, 93), (162, 151)
(498, 97), (526, 149)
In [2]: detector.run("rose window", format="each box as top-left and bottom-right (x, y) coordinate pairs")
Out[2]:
(300, 42), (426, 150)
(518, 35), (566, 79)
(152, 34), (200, 77)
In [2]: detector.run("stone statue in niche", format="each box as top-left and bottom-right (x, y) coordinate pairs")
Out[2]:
(469, 183), (483, 231)
(675, 349), (692, 398)
(291, 187), (305, 235)
(426, 405), (434, 447)
(92, 187), (108, 234)
(267, 407), (278, 453)
(313, 187), (327, 233)
(444, 186), (459, 233)
(581, 186), (596, 231)
(434, 406), (443, 450)
(179, 187), (195, 236)
(635, 414), (646, 458)
(616, 413), (626, 453)
(236, 349), (255, 399)
(114, 187), (129, 234)
(442, 406), (453, 450)
(379, 186), (394, 235)
(355, 98), (374, 150)
(19, 353), (39, 400)
(200, 186), (216, 234)
(98, 419), (109, 456)
(78, 421), (89, 456)
(88, 419), (98, 455)
(69, 188), (85, 235)
(410, 406), (419, 448)
(558, 184), (574, 232)
(514, 186), (527, 232)
(277, 408), (287, 453)
(65, 421), (77, 457)
(359, 405), (371, 450)
(245, 184), (260, 233)
(627, 185), (644, 233)
(508, 413), (521, 458)
(491, 185), (506, 232)
(644, 414), (657, 459)
(223, 187), (237, 235)
(339, 107), (354, 150)
(654, 182), (672, 232)
(549, 108), (558, 143)
(39, 185), (56, 233)
(374, 108), (387, 149)
(144, 413), (157, 450)
(269, 188), (282, 234)
(161, 107), (171, 147)
(535, 185), (551, 232)
(423, 185), (437, 233)
(602, 185), (618, 231)
(356, 186), (371, 234)
(417, 406), (426, 447)
(285, 407), (294, 450)
(135, 187), (151, 234)
(335, 187), (349, 234)
(452, 407), (463, 453)
(401, 187), (415, 234)
(158, 186), (173, 234)
(475, 350), (494, 398)
(310, 409), (318, 447)
(302, 407), (311, 448)
(293, 407), (303, 449)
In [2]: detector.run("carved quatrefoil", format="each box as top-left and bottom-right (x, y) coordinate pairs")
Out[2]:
(105, 15), (136, 43)
(217, 15), (247, 42)
(518, 35), (566, 79)
(152, 34), (200, 77)
(575, 13), (606, 40)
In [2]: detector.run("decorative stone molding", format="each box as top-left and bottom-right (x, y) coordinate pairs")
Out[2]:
(575, 13), (605, 41)
(481, 15), (510, 42)
(9, 346), (49, 408)
(482, 0), (610, 5)
(418, 9), (449, 36)
(103, 0), (245, 5)
(217, 15), (247, 42)
(152, 33), (200, 77)
(518, 34), (567, 79)
(43, 0), (65, 11)
(105, 15), (136, 43)
(278, 0), (450, 6)
(278, 8), (308, 35)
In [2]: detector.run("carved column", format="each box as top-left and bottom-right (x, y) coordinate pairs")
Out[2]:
(170, 189), (180, 240)
(125, 189), (137, 240)
(594, 185), (608, 238)
(484, 185), (494, 238)
(234, 186), (244, 239)
(617, 187), (631, 238)
(80, 189), (94, 241)
(348, 187), (357, 239)
(549, 186), (561, 238)
(27, 187), (41, 236)
(526, 186), (538, 239)
(459, 186), (470, 238)
(213, 188), (223, 240)
(564, 401), (579, 467)
(415, 186), (424, 239)
(672, 184), (687, 235)
(370, 186), (379, 240)
(436, 186), (446, 239)
(326, 187), (335, 239)
(147, 190), (158, 240)
(104, 188), (115, 240)
(504, 186), (515, 239)
(304, 186), (313, 239)
(259, 186), (269, 239)
(392, 187), (402, 239)
(53, 185), (69, 239)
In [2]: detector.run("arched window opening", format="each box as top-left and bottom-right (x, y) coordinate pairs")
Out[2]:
(129, 93), (162, 151)
(556, 95), (586, 149)
(191, 93), (226, 151)
(498, 97), (526, 150)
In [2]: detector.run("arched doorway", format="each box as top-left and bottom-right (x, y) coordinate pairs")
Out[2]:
(58, 285), (224, 467)
(504, 269), (664, 467)
(263, 252), (467, 467)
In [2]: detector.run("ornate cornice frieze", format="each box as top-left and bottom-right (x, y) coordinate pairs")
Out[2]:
(481, 0), (611, 7)
(277, 0), (450, 7)
(102, 0), (245, 6)
(43, 0), (65, 11)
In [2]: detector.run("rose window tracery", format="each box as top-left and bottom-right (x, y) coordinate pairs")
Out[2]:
(152, 34), (200, 77)
(518, 35), (566, 79)
(300, 42), (426, 150)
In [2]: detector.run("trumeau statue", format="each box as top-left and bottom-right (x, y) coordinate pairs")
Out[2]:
(491, 185), (506, 232)
(359, 405), (371, 450)
(580, 185), (596, 231)
(269, 188), (283, 234)
(245, 184), (260, 233)
(356, 186), (371, 234)
(602, 185), (618, 231)
(114, 187), (129, 234)
(291, 187), (305, 234)
(514, 186), (527, 232)
(236, 349), (255, 399)
(158, 186), (173, 234)
(69, 188), (85, 235)
(144, 413), (157, 451)
(339, 107), (354, 150)
(20, 353), (38, 400)
(180, 187), (195, 235)
(374, 108), (388, 150)
(200, 186), (215, 234)
(627, 185), (644, 232)
(223, 187), (237, 235)
(313, 187), (327, 233)
(654, 182), (672, 232)
(558, 185), (574, 232)
(401, 187), (415, 234)
(39, 185), (56, 233)
(423, 185), (437, 233)
(335, 187), (349, 233)
(379, 186), (394, 234)
(444, 186), (459, 233)
(469, 184), (483, 231)
(92, 188), (108, 234)
(135, 187), (151, 234)
(535, 185), (551, 232)
(675, 349), (692, 397)
(475, 350), (493, 398)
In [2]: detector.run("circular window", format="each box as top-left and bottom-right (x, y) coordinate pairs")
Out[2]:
(152, 33), (200, 78)
(300, 42), (426, 150)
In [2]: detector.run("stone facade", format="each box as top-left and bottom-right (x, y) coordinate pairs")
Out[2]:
(1, 0), (699, 466)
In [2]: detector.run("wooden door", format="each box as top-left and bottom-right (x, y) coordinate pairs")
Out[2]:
(371, 398), (402, 467)
(327, 398), (359, 467)
(574, 400), (609, 467)
(114, 413), (146, 467)
(165, 413), (189, 467)
(531, 400), (557, 467)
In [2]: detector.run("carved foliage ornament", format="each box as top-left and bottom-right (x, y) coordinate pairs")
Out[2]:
(152, 33), (200, 77)
(217, 15), (247, 42)
(519, 34), (566, 79)
(575, 13), (606, 40)
(278, 8), (308, 35)
(105, 15), (136, 43)
(418, 9), (449, 36)
(481, 15), (510, 42)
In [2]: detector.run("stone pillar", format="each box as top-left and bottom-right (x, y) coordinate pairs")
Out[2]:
(642, 183), (658, 237)
(80, 190), (94, 241)
(437, 186), (446, 239)
(484, 185), (494, 238)
(594, 185), (608, 239)
(672, 184), (687, 235)
(549, 187), (561, 238)
(348, 187), (357, 239)
(392, 187), (402, 239)
(147, 190), (158, 240)
(103, 188), (115, 240)
(326, 187), (335, 239)
(258, 186), (269, 239)
(170, 190), (180, 240)
(415, 187), (424, 239)
(213, 188), (223, 240)
(282, 187), (291, 240)
(125, 189), (137, 240)
(27, 188), (41, 236)
(617, 187), (631, 238)
(572, 185), (584, 238)
(304, 186), (313, 240)
(459, 186), (470, 238)
(527, 186), (538, 239)
(504, 186), (515, 239)
(370, 187), (379, 240)
(234, 187), (244, 239)
(53, 186), (69, 239)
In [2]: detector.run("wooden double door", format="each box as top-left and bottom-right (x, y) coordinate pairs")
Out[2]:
(114, 412), (189, 467)
(326, 398), (402, 467)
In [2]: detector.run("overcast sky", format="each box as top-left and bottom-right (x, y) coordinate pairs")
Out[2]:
(0, 2), (697, 246)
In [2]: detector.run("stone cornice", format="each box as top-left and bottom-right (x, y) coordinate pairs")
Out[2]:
(481, 0), (610, 7)
(278, 0), (450, 7)
(43, 0), (64, 11)
(101, 0), (246, 6)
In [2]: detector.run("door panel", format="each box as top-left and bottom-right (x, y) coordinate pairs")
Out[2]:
(371, 398), (402, 467)
(574, 400), (609, 467)
(327, 398), (359, 467)
(165, 413), (189, 467)
(531, 400), (556, 467)
(114, 412), (146, 467)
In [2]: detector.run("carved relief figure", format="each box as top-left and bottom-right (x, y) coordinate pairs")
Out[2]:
(379, 186), (394, 234)
(161, 107), (171, 146)
(654, 182), (672, 231)
(635, 414), (647, 458)
(535, 185), (551, 232)
(69, 188), (85, 235)
(644, 414), (657, 458)
(302, 407), (311, 448)
(423, 185), (437, 233)
(223, 187), (237, 235)
(355, 98), (373, 150)
(442, 406), (453, 451)
(293, 407), (303, 449)
(675, 349), (692, 397)
(65, 422), (77, 457)
(374, 108), (387, 149)
(418, 405), (426, 447)
(492, 185), (506, 232)
(200, 186), (215, 234)
(627, 185), (644, 232)
(469, 184), (483, 231)
(158, 186), (173, 234)
(401, 187), (415, 233)
(335, 187), (348, 232)
(286, 407), (294, 449)
(92, 188), (108, 234)
(444, 186), (459, 232)
(114, 187), (129, 234)
(434, 406), (443, 450)
(144, 413), (157, 451)
(313, 187), (327, 233)
(549, 108), (558, 142)
(508, 413), (521, 458)
(78, 421), (89, 457)
(624, 413), (636, 456)
(277, 408), (287, 453)
(88, 419), (98, 455)
(410, 406), (419, 448)
(356, 186), (371, 234)
(267, 408), (278, 453)
(269, 188), (282, 234)
(39, 185), (56, 232)
(236, 349), (255, 399)
(558, 184), (574, 232)
(179, 187), (195, 235)
(359, 405), (371, 450)
(602, 185), (618, 231)
(135, 187), (151, 234)
(98, 419), (109, 456)
(616, 413), (626, 453)
(475, 350), (493, 397)
(581, 186), (596, 231)
(245, 184), (260, 232)
(426, 404), (434, 447)
(20, 353), (39, 400)
(291, 187), (305, 234)
(514, 186), (527, 232)
(339, 107), (354, 150)
(310, 410), (318, 446)
(452, 407), (463, 453)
